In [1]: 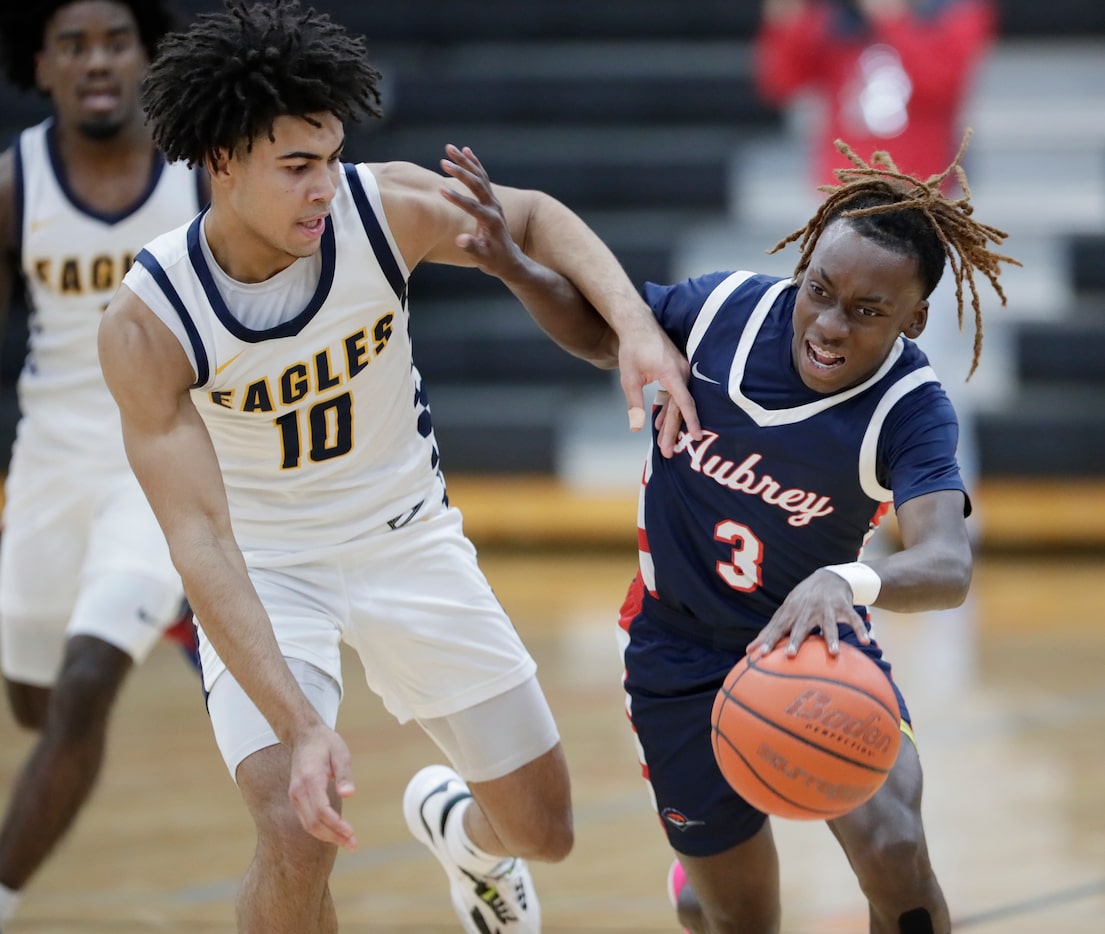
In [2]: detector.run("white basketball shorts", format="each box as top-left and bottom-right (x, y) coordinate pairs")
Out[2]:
(200, 501), (553, 779)
(0, 427), (183, 686)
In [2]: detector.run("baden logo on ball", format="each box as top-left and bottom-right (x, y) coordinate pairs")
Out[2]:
(711, 636), (902, 821)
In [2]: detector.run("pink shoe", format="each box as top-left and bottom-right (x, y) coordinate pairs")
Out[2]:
(666, 860), (690, 933)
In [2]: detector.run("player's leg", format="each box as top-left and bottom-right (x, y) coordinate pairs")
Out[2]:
(405, 678), (569, 933)
(0, 636), (132, 890)
(349, 504), (566, 932)
(618, 588), (782, 933)
(209, 659), (343, 934)
(0, 471), (187, 914)
(668, 825), (782, 933)
(828, 734), (949, 934)
(416, 678), (572, 863)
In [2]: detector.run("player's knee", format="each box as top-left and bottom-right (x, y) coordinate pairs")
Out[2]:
(535, 812), (574, 863)
(852, 823), (932, 900)
(504, 807), (574, 864)
(50, 646), (131, 735)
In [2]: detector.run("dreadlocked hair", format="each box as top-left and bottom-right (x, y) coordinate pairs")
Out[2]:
(142, 0), (383, 168)
(0, 0), (176, 91)
(769, 130), (1020, 380)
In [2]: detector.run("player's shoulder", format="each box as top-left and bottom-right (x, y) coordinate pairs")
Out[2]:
(362, 159), (437, 193)
(644, 270), (788, 323)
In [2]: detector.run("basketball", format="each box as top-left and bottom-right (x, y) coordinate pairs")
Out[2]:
(711, 636), (902, 821)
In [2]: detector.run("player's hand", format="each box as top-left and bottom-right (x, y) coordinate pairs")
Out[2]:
(287, 724), (358, 851)
(437, 144), (525, 278)
(747, 568), (872, 658)
(615, 316), (700, 454)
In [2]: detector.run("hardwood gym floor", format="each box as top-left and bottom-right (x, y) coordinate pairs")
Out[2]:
(1, 495), (1103, 932)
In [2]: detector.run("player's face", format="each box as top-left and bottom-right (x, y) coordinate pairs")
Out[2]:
(34, 1), (149, 140)
(790, 220), (928, 393)
(215, 113), (344, 280)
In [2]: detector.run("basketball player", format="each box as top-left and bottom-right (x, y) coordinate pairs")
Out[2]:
(614, 138), (1017, 934)
(97, 2), (697, 932)
(0, 1), (207, 925)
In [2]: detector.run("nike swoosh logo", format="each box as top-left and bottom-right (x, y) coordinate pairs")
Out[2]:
(136, 607), (160, 627)
(215, 352), (242, 375)
(691, 361), (720, 385)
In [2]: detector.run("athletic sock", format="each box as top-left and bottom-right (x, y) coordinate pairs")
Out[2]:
(0, 883), (22, 922)
(443, 797), (509, 876)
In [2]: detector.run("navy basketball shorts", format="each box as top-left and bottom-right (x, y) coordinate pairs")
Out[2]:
(620, 610), (911, 857)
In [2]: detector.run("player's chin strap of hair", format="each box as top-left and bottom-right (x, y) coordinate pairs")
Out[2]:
(822, 562), (882, 606)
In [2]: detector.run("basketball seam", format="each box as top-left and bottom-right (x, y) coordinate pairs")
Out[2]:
(711, 726), (860, 818)
(746, 655), (901, 721)
(715, 686), (893, 775)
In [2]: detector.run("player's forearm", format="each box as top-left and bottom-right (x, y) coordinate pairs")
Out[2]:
(863, 545), (972, 612)
(493, 242), (617, 368)
(517, 194), (654, 362)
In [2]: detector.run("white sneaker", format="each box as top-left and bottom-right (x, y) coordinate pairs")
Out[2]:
(403, 764), (541, 933)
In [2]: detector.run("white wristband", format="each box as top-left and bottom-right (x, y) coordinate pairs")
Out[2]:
(823, 562), (882, 606)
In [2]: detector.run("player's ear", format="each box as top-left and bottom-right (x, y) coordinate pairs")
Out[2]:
(903, 300), (928, 339)
(207, 149), (234, 180)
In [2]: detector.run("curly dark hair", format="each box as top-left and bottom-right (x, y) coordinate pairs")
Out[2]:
(142, 0), (383, 168)
(771, 130), (1021, 380)
(0, 0), (177, 91)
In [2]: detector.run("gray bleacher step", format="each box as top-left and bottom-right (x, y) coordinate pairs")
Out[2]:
(427, 384), (594, 474)
(1068, 234), (1105, 294)
(978, 387), (1105, 477)
(410, 299), (610, 388)
(356, 125), (745, 214)
(330, 2), (761, 43)
(1014, 315), (1105, 385)
(368, 40), (775, 129)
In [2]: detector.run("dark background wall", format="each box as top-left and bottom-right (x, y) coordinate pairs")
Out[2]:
(2, 0), (1103, 476)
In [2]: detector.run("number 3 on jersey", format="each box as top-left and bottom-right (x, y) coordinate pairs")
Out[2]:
(715, 519), (763, 592)
(274, 393), (353, 469)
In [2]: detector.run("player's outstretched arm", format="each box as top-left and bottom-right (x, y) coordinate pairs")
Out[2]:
(378, 146), (700, 443)
(98, 290), (357, 850)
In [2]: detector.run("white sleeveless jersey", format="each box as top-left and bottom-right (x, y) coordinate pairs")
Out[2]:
(15, 119), (203, 458)
(122, 163), (445, 565)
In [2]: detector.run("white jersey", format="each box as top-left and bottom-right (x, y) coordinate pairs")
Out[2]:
(122, 163), (445, 566)
(15, 118), (203, 459)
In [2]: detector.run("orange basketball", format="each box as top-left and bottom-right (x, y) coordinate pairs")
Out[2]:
(711, 636), (902, 821)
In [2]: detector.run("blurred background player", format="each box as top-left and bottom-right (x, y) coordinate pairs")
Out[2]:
(753, 0), (997, 509)
(0, 0), (205, 924)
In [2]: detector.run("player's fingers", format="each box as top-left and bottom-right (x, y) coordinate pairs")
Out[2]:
(817, 621), (841, 656)
(622, 378), (647, 432)
(330, 745), (356, 799)
(748, 625), (780, 657)
(661, 380), (701, 440)
(657, 401), (684, 458)
(308, 804), (358, 850)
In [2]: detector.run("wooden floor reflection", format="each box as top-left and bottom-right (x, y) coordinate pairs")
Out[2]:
(1, 547), (1103, 932)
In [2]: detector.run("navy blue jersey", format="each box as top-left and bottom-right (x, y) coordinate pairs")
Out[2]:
(637, 271), (967, 645)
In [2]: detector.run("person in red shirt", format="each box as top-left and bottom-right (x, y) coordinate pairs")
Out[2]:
(755, 0), (997, 189)
(754, 0), (999, 526)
